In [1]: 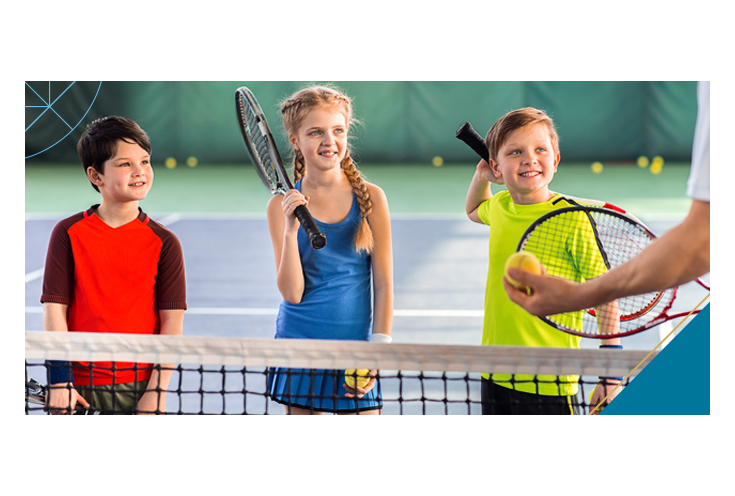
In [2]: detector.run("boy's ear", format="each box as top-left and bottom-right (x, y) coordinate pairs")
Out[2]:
(488, 159), (501, 177)
(554, 152), (560, 171)
(87, 166), (103, 187)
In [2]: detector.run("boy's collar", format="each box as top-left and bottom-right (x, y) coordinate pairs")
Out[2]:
(84, 205), (148, 223)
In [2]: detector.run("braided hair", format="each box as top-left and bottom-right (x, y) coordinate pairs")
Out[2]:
(281, 85), (374, 254)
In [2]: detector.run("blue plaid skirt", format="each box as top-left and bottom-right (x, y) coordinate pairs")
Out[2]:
(267, 367), (382, 413)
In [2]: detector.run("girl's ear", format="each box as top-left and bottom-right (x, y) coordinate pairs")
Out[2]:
(289, 133), (299, 150)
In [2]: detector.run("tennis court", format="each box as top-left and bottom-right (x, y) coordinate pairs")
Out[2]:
(25, 160), (702, 343)
(24, 161), (706, 414)
(25, 81), (708, 414)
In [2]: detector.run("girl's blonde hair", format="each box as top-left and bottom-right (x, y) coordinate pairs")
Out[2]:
(281, 85), (374, 255)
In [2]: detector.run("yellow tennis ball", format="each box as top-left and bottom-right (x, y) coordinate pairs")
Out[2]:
(637, 156), (649, 168)
(504, 252), (543, 291)
(165, 157), (177, 169)
(652, 156), (664, 167)
(186, 156), (198, 167)
(345, 369), (371, 389)
(591, 162), (603, 174)
(650, 163), (662, 175)
(432, 156), (444, 167)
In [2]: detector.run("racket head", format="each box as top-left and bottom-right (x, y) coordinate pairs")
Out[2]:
(235, 86), (327, 250)
(516, 206), (679, 338)
(235, 86), (293, 195)
(25, 378), (46, 405)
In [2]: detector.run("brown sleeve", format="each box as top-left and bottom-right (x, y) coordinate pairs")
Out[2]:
(148, 219), (187, 310)
(40, 214), (84, 305)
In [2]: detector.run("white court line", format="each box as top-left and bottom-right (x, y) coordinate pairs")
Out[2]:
(25, 306), (483, 317)
(156, 213), (182, 226)
(25, 268), (44, 283)
(25, 213), (687, 223)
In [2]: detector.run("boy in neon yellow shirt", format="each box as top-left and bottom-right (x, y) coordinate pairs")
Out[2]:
(465, 107), (621, 415)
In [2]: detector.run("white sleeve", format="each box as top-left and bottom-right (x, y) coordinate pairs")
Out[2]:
(686, 81), (710, 202)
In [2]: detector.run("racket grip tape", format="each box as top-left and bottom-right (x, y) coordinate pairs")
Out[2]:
(294, 205), (327, 249)
(455, 122), (489, 162)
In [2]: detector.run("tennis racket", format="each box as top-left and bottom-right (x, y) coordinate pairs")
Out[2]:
(518, 205), (709, 338)
(25, 378), (103, 415)
(456, 121), (710, 338)
(235, 86), (327, 250)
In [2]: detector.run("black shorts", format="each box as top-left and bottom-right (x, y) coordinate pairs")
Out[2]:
(481, 377), (582, 415)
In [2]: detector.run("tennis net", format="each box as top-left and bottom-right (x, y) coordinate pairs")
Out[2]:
(25, 331), (654, 415)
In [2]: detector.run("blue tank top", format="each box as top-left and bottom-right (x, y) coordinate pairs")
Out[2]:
(275, 180), (372, 341)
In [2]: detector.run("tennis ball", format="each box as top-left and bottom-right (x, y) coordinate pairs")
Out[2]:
(504, 252), (543, 291)
(650, 163), (662, 175)
(345, 369), (371, 389)
(186, 156), (198, 167)
(165, 157), (177, 169)
(432, 156), (444, 167)
(591, 162), (603, 174)
(637, 156), (649, 168)
(652, 156), (664, 167)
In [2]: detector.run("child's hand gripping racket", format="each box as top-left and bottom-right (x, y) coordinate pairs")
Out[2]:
(456, 121), (710, 339)
(235, 86), (327, 250)
(25, 378), (103, 415)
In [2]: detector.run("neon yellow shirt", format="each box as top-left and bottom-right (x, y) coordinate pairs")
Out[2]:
(477, 191), (608, 395)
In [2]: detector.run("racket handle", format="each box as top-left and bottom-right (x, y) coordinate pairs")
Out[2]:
(294, 205), (327, 249)
(455, 122), (489, 162)
(75, 405), (103, 415)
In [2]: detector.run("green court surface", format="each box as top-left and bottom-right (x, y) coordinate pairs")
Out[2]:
(25, 162), (693, 218)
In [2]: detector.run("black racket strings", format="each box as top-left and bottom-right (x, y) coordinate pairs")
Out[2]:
(238, 96), (280, 189)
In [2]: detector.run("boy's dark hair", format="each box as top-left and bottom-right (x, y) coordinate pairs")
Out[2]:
(77, 116), (152, 192)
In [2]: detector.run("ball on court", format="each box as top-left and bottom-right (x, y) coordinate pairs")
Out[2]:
(650, 163), (663, 175)
(591, 162), (603, 174)
(165, 157), (177, 169)
(432, 156), (444, 167)
(345, 369), (371, 389)
(637, 156), (649, 168)
(652, 156), (664, 167)
(504, 252), (543, 291)
(186, 156), (198, 167)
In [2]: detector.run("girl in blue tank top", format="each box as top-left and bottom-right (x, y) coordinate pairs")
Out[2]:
(265, 85), (394, 415)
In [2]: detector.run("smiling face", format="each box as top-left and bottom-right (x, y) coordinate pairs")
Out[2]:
(289, 107), (348, 172)
(87, 139), (153, 205)
(489, 123), (560, 205)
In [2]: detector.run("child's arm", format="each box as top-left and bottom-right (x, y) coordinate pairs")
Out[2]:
(344, 184), (393, 400)
(43, 303), (90, 414)
(465, 159), (502, 224)
(267, 191), (308, 304)
(367, 184), (394, 340)
(136, 309), (184, 414)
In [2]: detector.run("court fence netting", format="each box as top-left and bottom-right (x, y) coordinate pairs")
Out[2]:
(25, 331), (655, 415)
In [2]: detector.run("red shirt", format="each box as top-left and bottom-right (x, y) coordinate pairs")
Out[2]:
(41, 206), (187, 385)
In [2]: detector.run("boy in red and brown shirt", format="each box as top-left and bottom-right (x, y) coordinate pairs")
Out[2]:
(41, 116), (187, 414)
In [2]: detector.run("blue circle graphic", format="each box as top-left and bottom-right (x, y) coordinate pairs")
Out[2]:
(25, 81), (103, 159)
